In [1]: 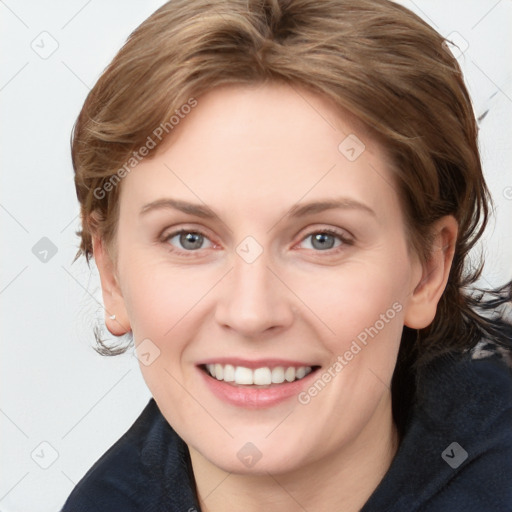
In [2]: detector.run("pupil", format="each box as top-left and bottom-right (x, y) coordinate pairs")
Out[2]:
(312, 233), (334, 250)
(181, 232), (202, 249)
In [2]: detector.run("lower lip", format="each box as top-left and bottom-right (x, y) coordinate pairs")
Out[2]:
(198, 367), (318, 409)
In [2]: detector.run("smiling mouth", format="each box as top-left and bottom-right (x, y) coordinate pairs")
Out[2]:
(201, 364), (320, 386)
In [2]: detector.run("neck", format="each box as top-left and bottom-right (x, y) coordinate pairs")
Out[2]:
(189, 392), (399, 512)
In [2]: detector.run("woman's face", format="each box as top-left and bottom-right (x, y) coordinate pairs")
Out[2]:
(104, 83), (426, 474)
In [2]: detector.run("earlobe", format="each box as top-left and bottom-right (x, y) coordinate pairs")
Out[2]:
(404, 216), (458, 330)
(91, 234), (131, 336)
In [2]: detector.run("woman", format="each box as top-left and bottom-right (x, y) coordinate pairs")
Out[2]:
(62, 0), (512, 510)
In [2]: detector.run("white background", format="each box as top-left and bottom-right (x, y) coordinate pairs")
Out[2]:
(1, 1), (511, 510)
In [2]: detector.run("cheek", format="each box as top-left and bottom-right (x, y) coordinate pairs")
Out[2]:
(120, 252), (212, 337)
(299, 262), (407, 420)
(121, 262), (208, 405)
(289, 266), (406, 442)
(300, 261), (407, 349)
(120, 259), (223, 400)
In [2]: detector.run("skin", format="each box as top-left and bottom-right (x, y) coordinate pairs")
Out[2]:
(93, 82), (457, 511)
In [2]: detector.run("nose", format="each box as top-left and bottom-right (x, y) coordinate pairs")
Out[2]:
(214, 252), (294, 338)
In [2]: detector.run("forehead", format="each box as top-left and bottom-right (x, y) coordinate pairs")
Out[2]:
(119, 83), (402, 226)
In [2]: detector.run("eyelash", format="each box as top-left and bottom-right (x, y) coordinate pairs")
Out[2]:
(159, 227), (353, 257)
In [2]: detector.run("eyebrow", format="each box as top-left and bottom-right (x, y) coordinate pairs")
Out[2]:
(288, 198), (376, 218)
(139, 197), (376, 219)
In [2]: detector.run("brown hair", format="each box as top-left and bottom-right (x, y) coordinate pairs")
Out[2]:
(72, 0), (512, 434)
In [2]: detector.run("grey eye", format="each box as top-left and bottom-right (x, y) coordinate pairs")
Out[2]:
(300, 232), (343, 251)
(311, 233), (336, 250)
(167, 231), (212, 251)
(180, 232), (203, 250)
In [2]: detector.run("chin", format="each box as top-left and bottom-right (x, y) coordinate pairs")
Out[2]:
(191, 434), (315, 476)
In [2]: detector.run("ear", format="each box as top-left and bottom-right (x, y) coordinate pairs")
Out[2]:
(403, 215), (458, 329)
(92, 234), (131, 336)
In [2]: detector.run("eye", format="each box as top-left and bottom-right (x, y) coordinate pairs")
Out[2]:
(163, 229), (214, 252)
(298, 229), (351, 251)
(160, 227), (351, 255)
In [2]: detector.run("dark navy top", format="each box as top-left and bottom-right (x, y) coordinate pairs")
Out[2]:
(61, 344), (512, 511)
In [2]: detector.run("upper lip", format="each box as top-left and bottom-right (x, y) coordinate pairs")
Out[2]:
(197, 358), (319, 369)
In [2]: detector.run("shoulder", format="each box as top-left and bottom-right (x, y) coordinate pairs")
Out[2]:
(362, 340), (512, 512)
(417, 339), (512, 433)
(59, 399), (196, 511)
(421, 342), (512, 511)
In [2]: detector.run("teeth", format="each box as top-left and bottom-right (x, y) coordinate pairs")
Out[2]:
(205, 364), (313, 385)
(254, 367), (272, 385)
(285, 367), (295, 382)
(235, 366), (253, 385)
(223, 364), (235, 382)
(271, 366), (285, 384)
(296, 367), (306, 379)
